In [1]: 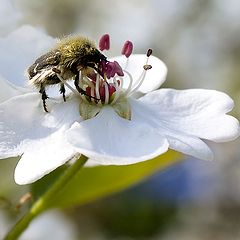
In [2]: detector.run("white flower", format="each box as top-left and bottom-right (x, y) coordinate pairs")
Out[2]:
(0, 74), (24, 102)
(0, 51), (166, 184)
(0, 31), (238, 185)
(65, 53), (239, 165)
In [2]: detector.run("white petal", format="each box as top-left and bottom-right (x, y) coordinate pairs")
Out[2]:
(67, 106), (169, 165)
(0, 93), (81, 184)
(0, 93), (43, 158)
(166, 132), (213, 161)
(0, 75), (28, 103)
(131, 99), (214, 160)
(0, 25), (55, 87)
(14, 130), (77, 185)
(139, 89), (239, 142)
(110, 54), (167, 93)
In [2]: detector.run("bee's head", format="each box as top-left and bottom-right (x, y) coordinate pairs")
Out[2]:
(81, 46), (107, 66)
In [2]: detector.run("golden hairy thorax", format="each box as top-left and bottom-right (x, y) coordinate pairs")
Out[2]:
(56, 36), (97, 66)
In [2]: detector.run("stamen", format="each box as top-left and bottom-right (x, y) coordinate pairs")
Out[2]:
(82, 76), (101, 102)
(110, 78), (121, 105)
(104, 82), (109, 104)
(122, 70), (134, 96)
(101, 61), (124, 79)
(143, 64), (152, 70)
(99, 34), (110, 51)
(82, 76), (95, 89)
(95, 73), (101, 102)
(126, 49), (153, 96)
(56, 73), (79, 95)
(121, 41), (133, 58)
(118, 77), (123, 88)
(124, 58), (129, 70)
(147, 48), (153, 57)
(90, 84), (95, 103)
(113, 61), (124, 76)
(128, 70), (146, 96)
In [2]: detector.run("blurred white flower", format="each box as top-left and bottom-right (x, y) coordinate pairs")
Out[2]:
(0, 24), (55, 104)
(21, 211), (78, 240)
(0, 25), (55, 87)
(0, 0), (22, 36)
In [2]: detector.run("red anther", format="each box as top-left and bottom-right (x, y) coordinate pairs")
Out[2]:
(101, 61), (124, 79)
(113, 61), (124, 76)
(87, 72), (97, 82)
(108, 85), (116, 96)
(85, 86), (92, 97)
(103, 62), (114, 79)
(99, 86), (105, 101)
(143, 64), (152, 70)
(99, 34), (110, 51)
(147, 49), (152, 57)
(121, 40), (133, 58)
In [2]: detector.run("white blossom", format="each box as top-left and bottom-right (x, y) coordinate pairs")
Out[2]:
(0, 29), (238, 185)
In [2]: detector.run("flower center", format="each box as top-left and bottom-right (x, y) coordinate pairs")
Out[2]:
(78, 48), (152, 107)
(58, 34), (153, 120)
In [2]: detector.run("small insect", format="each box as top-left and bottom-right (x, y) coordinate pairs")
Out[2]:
(27, 36), (107, 112)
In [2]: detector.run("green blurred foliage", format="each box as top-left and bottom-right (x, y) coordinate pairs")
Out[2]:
(72, 194), (178, 239)
(31, 151), (180, 210)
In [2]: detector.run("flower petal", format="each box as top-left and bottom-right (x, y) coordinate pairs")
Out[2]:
(165, 132), (213, 161)
(67, 106), (169, 165)
(0, 25), (55, 87)
(110, 54), (167, 93)
(131, 99), (214, 160)
(14, 130), (77, 185)
(139, 89), (239, 142)
(0, 75), (27, 103)
(0, 93), (80, 184)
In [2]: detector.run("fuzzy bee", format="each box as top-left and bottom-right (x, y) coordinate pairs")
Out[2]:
(27, 36), (107, 112)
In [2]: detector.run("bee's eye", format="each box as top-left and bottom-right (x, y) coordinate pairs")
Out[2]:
(100, 53), (107, 61)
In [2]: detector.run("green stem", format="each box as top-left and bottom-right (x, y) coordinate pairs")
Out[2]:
(4, 155), (88, 240)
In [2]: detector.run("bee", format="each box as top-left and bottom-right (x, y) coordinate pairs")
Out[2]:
(27, 36), (107, 112)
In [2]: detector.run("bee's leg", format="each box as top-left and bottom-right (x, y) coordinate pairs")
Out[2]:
(74, 73), (99, 100)
(59, 83), (66, 102)
(74, 72), (83, 94)
(39, 84), (49, 112)
(86, 63), (103, 77)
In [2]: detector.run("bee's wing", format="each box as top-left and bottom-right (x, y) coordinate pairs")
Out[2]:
(28, 50), (61, 79)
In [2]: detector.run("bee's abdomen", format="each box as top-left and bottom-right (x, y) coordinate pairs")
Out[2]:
(28, 69), (60, 87)
(28, 50), (61, 78)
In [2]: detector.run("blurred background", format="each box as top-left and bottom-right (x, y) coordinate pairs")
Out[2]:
(1, 0), (240, 239)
